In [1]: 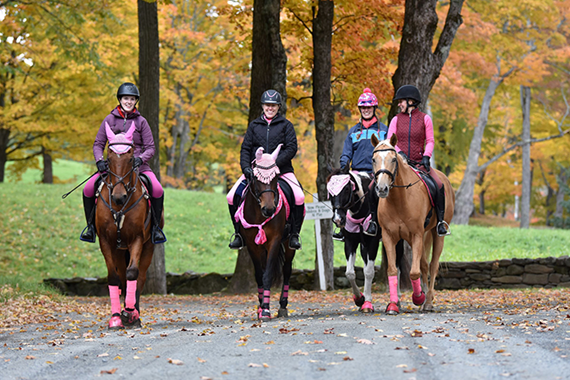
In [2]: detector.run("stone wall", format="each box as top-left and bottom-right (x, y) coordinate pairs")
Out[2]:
(43, 256), (570, 296)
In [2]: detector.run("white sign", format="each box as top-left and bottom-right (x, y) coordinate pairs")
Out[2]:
(305, 201), (333, 220)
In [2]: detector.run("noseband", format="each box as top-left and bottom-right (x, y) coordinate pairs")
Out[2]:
(373, 147), (399, 188)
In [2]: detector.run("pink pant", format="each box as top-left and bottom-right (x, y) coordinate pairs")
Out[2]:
(227, 172), (304, 206)
(84, 170), (163, 198)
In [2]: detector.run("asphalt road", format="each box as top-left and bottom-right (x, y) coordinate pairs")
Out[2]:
(1, 291), (569, 380)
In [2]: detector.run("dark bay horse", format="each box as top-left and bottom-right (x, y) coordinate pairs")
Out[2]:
(371, 134), (454, 314)
(234, 145), (298, 321)
(96, 122), (163, 329)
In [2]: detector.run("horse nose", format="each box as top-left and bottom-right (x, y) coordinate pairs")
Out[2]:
(261, 206), (275, 218)
(376, 184), (389, 198)
(332, 211), (345, 228)
(112, 194), (127, 205)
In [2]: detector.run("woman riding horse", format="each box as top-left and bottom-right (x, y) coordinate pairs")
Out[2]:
(80, 82), (166, 245)
(336, 88), (388, 240)
(227, 89), (304, 250)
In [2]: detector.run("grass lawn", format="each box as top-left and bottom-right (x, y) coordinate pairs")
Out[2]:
(3, 160), (570, 297)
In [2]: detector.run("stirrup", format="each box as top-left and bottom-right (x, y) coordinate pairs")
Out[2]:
(363, 221), (377, 236)
(289, 233), (301, 250)
(151, 225), (167, 244)
(437, 221), (451, 236)
(229, 233), (244, 249)
(80, 225), (96, 243)
(332, 229), (344, 241)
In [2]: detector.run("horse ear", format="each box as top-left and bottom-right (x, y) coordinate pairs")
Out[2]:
(124, 121), (136, 141)
(390, 133), (398, 147)
(371, 133), (379, 147)
(105, 122), (116, 142)
(270, 144), (282, 161)
(255, 147), (264, 161)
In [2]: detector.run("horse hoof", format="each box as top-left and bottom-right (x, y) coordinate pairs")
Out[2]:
(277, 308), (288, 318)
(353, 293), (365, 307)
(258, 309), (272, 321)
(385, 302), (399, 315)
(360, 301), (374, 313)
(108, 314), (124, 330)
(120, 309), (141, 328)
(412, 291), (426, 306)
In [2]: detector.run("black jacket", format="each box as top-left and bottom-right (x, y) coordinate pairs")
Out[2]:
(240, 114), (297, 174)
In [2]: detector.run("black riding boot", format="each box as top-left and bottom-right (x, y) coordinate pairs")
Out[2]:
(289, 205), (304, 250)
(228, 204), (244, 249)
(150, 195), (167, 244)
(80, 194), (97, 243)
(332, 229), (344, 241)
(436, 187), (450, 236)
(364, 185), (378, 236)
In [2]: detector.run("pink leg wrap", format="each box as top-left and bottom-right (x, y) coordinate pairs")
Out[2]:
(257, 287), (264, 302)
(411, 278), (422, 296)
(282, 285), (289, 298)
(125, 280), (137, 310)
(109, 285), (121, 315)
(263, 289), (271, 306)
(388, 276), (399, 304)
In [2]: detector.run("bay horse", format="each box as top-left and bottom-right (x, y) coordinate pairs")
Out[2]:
(371, 133), (454, 314)
(234, 145), (298, 321)
(96, 121), (163, 329)
(327, 167), (405, 312)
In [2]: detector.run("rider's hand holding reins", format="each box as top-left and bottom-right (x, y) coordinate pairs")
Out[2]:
(133, 157), (143, 169)
(243, 167), (254, 182)
(96, 160), (109, 173)
(422, 156), (431, 172)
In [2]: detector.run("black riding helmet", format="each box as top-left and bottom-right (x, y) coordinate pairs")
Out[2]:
(117, 82), (140, 102)
(393, 85), (421, 104)
(261, 89), (282, 105)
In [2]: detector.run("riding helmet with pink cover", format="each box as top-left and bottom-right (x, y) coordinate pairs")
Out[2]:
(357, 88), (378, 107)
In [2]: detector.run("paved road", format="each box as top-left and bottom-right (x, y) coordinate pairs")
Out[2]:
(1, 290), (569, 380)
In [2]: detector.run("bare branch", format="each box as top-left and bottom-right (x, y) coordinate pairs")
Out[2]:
(288, 9), (312, 35)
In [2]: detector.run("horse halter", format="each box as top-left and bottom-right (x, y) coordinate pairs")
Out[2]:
(373, 147), (399, 188)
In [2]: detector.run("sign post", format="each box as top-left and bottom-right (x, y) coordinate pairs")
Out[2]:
(304, 194), (333, 290)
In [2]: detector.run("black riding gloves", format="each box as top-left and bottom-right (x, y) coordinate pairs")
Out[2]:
(243, 167), (254, 182)
(133, 157), (143, 169)
(422, 155), (431, 172)
(96, 160), (109, 173)
(398, 151), (408, 161)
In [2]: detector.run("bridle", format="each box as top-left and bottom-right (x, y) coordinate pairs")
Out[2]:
(372, 146), (420, 190)
(332, 173), (368, 215)
(248, 162), (279, 209)
(97, 142), (148, 247)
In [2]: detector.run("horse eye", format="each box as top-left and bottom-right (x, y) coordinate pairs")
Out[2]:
(391, 158), (397, 163)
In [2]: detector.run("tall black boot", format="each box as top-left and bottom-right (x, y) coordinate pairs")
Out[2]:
(436, 187), (450, 236)
(80, 194), (97, 243)
(289, 205), (304, 250)
(228, 204), (244, 249)
(364, 185), (378, 236)
(150, 195), (167, 244)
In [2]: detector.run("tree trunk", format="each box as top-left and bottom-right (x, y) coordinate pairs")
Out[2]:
(227, 0), (287, 293)
(0, 128), (9, 183)
(554, 167), (569, 220)
(312, 0), (335, 290)
(520, 86), (531, 228)
(41, 146), (53, 184)
(389, 0), (464, 119)
(453, 76), (505, 224)
(138, 0), (166, 295)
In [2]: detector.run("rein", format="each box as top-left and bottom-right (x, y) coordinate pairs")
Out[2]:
(373, 147), (420, 189)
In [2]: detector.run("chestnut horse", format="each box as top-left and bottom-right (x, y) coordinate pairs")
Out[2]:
(96, 122), (163, 329)
(371, 134), (454, 314)
(234, 145), (299, 321)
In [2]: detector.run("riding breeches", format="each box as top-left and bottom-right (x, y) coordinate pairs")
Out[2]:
(83, 170), (164, 198)
(227, 172), (305, 206)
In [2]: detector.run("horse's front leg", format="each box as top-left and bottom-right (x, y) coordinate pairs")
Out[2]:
(344, 236), (364, 308)
(247, 245), (266, 317)
(360, 236), (379, 313)
(121, 238), (144, 328)
(100, 240), (124, 330)
(383, 234), (400, 315)
(422, 230), (445, 312)
(278, 245), (295, 318)
(410, 232), (426, 308)
(259, 240), (281, 321)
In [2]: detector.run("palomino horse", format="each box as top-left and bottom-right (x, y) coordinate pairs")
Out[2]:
(326, 167), (382, 312)
(371, 134), (454, 314)
(96, 122), (163, 329)
(234, 145), (299, 321)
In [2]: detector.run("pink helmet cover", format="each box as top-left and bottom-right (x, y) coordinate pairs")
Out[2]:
(358, 88), (378, 107)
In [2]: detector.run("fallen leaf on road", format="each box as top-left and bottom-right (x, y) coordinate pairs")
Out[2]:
(335, 351), (347, 355)
(168, 358), (184, 365)
(100, 368), (118, 375)
(197, 357), (206, 363)
(395, 347), (409, 350)
(97, 353), (109, 357)
(343, 356), (353, 361)
(248, 363), (262, 367)
(404, 368), (417, 373)
(396, 364), (408, 368)
(25, 355), (35, 360)
(357, 338), (373, 345)
(468, 349), (475, 354)
(291, 350), (308, 356)
(496, 349), (505, 353)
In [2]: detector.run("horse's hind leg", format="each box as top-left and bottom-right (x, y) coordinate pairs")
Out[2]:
(278, 246), (295, 318)
(344, 238), (364, 307)
(360, 238), (378, 313)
